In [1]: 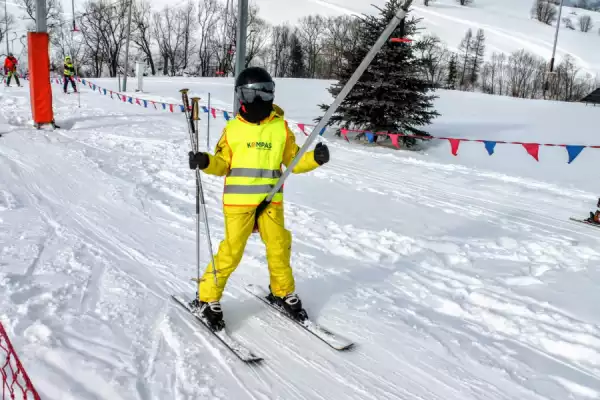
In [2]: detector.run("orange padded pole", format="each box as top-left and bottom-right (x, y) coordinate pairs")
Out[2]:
(28, 32), (54, 126)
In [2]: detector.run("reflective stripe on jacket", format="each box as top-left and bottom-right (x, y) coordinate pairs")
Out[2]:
(64, 62), (75, 76)
(202, 104), (320, 207)
(222, 116), (287, 206)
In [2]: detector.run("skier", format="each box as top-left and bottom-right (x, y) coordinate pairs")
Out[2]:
(587, 198), (600, 224)
(63, 56), (77, 93)
(4, 53), (20, 87)
(188, 66), (330, 329)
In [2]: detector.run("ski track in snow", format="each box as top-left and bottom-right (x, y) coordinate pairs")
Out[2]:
(1, 84), (600, 399)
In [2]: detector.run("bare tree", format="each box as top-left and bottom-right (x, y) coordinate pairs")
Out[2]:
(321, 15), (361, 79)
(271, 24), (291, 77)
(415, 34), (450, 87)
(468, 29), (485, 87)
(579, 15), (593, 32)
(298, 15), (325, 78)
(458, 28), (472, 89)
(0, 11), (15, 54)
(245, 9), (270, 67)
(197, 0), (221, 76)
(16, 0), (62, 31)
(532, 0), (558, 25)
(457, 0), (473, 5)
(131, 0), (156, 75)
(153, 5), (189, 75)
(80, 0), (130, 77)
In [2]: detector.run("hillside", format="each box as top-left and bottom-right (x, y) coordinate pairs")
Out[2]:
(242, 0), (600, 76)
(1, 77), (600, 399)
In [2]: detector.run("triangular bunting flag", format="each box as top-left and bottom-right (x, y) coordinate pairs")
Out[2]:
(566, 145), (585, 164)
(484, 141), (497, 155)
(340, 128), (349, 142)
(211, 108), (216, 118)
(223, 111), (230, 121)
(128, 97), (133, 104)
(448, 138), (461, 156)
(82, 79), (86, 85)
(522, 143), (540, 161)
(389, 134), (400, 148)
(103, 89), (107, 95)
(135, 98), (141, 105)
(202, 106), (209, 113)
(365, 132), (375, 143)
(143, 100), (148, 108)
(169, 104), (174, 112)
(180, 105), (185, 112)
(297, 123), (305, 134)
(162, 103), (166, 110)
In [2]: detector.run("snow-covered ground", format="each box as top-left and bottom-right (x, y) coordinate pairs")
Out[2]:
(2, 77), (600, 399)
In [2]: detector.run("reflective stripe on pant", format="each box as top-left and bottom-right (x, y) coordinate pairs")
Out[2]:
(198, 203), (293, 302)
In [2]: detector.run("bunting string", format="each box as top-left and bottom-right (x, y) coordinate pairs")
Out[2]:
(45, 77), (600, 164)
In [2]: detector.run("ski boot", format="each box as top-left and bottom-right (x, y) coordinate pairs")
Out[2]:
(267, 289), (308, 322)
(191, 299), (225, 331)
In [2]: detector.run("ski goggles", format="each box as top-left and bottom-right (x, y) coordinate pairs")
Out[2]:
(236, 82), (275, 103)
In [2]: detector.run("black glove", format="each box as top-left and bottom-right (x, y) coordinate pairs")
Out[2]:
(314, 142), (329, 165)
(189, 151), (209, 170)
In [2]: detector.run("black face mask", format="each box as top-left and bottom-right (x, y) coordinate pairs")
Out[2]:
(240, 98), (273, 123)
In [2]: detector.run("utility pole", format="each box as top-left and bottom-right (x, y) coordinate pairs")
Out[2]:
(5, 0), (9, 54)
(122, 0), (133, 92)
(36, 0), (46, 32)
(233, 0), (248, 115)
(544, 0), (565, 99)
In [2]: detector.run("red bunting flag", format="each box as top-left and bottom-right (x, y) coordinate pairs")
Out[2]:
(169, 104), (174, 112)
(340, 128), (349, 142)
(522, 143), (540, 161)
(135, 98), (141, 105)
(448, 138), (461, 156)
(211, 108), (216, 118)
(389, 133), (400, 149)
(297, 123), (306, 134)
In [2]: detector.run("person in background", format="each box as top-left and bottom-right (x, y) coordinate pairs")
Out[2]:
(4, 53), (20, 87)
(63, 56), (77, 94)
(587, 198), (600, 224)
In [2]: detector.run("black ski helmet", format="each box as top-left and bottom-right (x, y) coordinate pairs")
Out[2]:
(235, 66), (274, 89)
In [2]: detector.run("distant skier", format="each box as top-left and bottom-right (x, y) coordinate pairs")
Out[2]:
(63, 56), (77, 93)
(587, 198), (600, 224)
(4, 53), (20, 87)
(188, 66), (330, 329)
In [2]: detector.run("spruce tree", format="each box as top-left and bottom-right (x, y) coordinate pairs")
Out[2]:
(446, 54), (458, 89)
(289, 33), (305, 78)
(317, 0), (439, 147)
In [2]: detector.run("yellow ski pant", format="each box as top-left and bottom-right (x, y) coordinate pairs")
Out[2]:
(198, 203), (294, 302)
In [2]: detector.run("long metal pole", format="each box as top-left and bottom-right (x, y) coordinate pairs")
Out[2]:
(544, 0), (564, 98)
(122, 0), (133, 91)
(260, 1), (410, 209)
(5, 0), (9, 53)
(233, 0), (248, 115)
(35, 0), (46, 32)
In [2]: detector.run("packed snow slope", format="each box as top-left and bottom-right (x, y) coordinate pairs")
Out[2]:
(2, 77), (600, 400)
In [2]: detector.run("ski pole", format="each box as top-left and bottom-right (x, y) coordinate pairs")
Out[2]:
(190, 97), (218, 288)
(207, 92), (211, 150)
(254, 0), (412, 220)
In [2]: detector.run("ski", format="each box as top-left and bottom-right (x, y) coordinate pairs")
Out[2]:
(245, 284), (354, 351)
(570, 217), (600, 228)
(171, 294), (263, 363)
